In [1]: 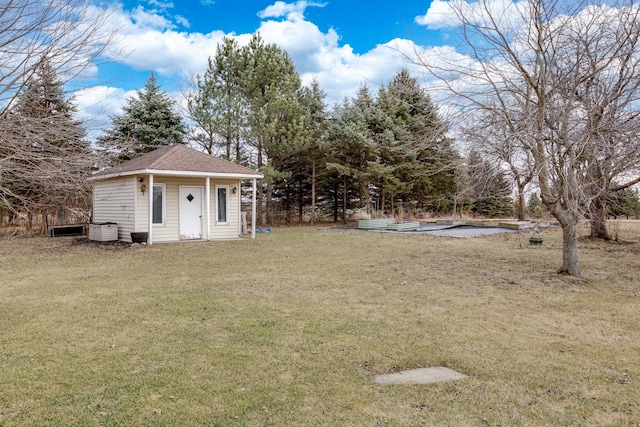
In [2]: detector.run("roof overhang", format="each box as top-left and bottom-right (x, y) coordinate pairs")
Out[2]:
(89, 168), (264, 182)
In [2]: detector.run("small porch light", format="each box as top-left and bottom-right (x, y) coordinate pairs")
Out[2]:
(232, 186), (238, 195)
(138, 178), (146, 195)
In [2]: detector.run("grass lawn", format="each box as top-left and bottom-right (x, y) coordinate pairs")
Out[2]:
(1, 222), (639, 426)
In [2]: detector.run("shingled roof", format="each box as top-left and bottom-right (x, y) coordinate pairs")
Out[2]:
(90, 145), (263, 180)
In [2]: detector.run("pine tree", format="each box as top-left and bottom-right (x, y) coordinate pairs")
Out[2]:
(98, 73), (186, 163)
(241, 34), (303, 224)
(326, 87), (379, 220)
(466, 149), (514, 217)
(187, 58), (222, 156)
(277, 78), (328, 223)
(213, 38), (247, 163)
(187, 37), (246, 162)
(527, 193), (546, 219)
(323, 69), (458, 218)
(374, 69), (457, 215)
(299, 79), (328, 224)
(0, 60), (94, 227)
(607, 188), (640, 219)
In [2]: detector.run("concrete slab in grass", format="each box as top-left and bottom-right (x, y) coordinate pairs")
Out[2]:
(374, 367), (468, 386)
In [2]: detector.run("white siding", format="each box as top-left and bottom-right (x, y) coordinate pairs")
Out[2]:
(134, 177), (149, 234)
(93, 177), (136, 241)
(150, 177), (180, 243)
(211, 179), (241, 240)
(95, 175), (243, 243)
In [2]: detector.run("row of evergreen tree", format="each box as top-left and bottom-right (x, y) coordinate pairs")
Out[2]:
(95, 35), (512, 223)
(3, 35), (639, 227)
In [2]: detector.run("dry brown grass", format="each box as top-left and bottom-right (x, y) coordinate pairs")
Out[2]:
(1, 221), (639, 426)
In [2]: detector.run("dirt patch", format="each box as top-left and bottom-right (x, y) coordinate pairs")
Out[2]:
(70, 236), (134, 251)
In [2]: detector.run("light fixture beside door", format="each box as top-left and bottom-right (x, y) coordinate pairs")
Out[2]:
(138, 177), (146, 195)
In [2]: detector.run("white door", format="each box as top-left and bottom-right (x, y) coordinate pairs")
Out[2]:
(179, 186), (203, 239)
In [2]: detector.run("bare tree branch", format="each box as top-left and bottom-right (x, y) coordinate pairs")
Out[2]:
(0, 0), (116, 114)
(404, 0), (640, 276)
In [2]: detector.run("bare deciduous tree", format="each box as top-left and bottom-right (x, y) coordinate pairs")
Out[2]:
(566, 8), (640, 240)
(1, 61), (96, 229)
(462, 112), (535, 220)
(1, 0), (115, 226)
(1, 0), (115, 114)
(409, 0), (640, 276)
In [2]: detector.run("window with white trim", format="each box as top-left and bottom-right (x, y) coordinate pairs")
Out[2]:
(216, 185), (229, 224)
(152, 184), (166, 225)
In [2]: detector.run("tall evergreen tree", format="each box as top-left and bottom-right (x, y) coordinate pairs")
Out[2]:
(608, 188), (640, 219)
(187, 37), (246, 162)
(324, 70), (457, 218)
(276, 78), (328, 223)
(527, 193), (546, 219)
(466, 149), (514, 217)
(187, 58), (222, 156)
(98, 73), (186, 163)
(241, 34), (303, 224)
(299, 79), (328, 224)
(0, 60), (94, 226)
(374, 69), (457, 214)
(326, 87), (379, 220)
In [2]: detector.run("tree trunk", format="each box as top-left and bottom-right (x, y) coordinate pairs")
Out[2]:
(517, 183), (527, 221)
(391, 193), (395, 217)
(235, 133), (241, 164)
(588, 193), (610, 240)
(333, 182), (339, 222)
(257, 142), (264, 225)
(257, 183), (264, 225)
(297, 183), (303, 224)
(256, 183), (265, 225)
(311, 155), (316, 225)
(266, 180), (273, 225)
(558, 220), (581, 277)
(342, 175), (347, 223)
(452, 197), (458, 219)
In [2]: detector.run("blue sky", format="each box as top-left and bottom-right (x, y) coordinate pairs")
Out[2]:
(74, 0), (456, 135)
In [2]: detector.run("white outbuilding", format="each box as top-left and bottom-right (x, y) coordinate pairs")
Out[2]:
(89, 145), (263, 244)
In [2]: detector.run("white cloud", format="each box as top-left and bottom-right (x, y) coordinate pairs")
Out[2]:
(79, 1), (446, 120)
(129, 5), (175, 29)
(258, 1), (327, 20)
(118, 30), (225, 76)
(255, 7), (433, 103)
(175, 15), (190, 28)
(148, 0), (174, 9)
(100, 5), (226, 78)
(416, 0), (529, 30)
(74, 86), (129, 117)
(415, 0), (461, 29)
(74, 86), (136, 136)
(257, 9), (343, 74)
(99, 1), (423, 104)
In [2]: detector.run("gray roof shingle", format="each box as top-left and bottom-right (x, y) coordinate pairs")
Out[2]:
(91, 145), (263, 180)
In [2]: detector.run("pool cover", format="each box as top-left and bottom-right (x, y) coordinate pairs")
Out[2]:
(338, 223), (521, 238)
